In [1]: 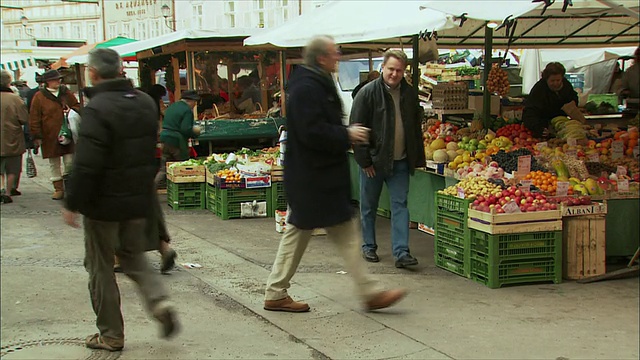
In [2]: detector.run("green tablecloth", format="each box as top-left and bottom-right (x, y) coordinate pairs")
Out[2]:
(197, 117), (286, 141)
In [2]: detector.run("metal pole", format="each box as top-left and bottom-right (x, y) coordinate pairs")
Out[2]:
(279, 51), (287, 117)
(483, 24), (493, 128)
(411, 35), (419, 101)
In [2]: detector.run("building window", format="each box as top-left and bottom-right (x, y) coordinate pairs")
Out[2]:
(283, 8), (288, 21)
(16, 27), (23, 39)
(192, 4), (203, 29)
(123, 23), (130, 38)
(151, 20), (159, 37)
(56, 25), (64, 38)
(258, 12), (264, 28)
(43, 26), (51, 38)
(72, 24), (81, 39)
(139, 22), (146, 39)
(254, 0), (264, 10)
(227, 14), (235, 28)
(282, 0), (288, 5)
(226, 1), (234, 12)
(88, 23), (97, 42)
(108, 24), (117, 38)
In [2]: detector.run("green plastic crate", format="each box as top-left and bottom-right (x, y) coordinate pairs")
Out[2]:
(207, 184), (269, 220)
(167, 181), (205, 210)
(435, 193), (470, 221)
(470, 229), (562, 262)
(268, 182), (287, 212)
(435, 239), (465, 263)
(470, 257), (562, 289)
(435, 253), (466, 277)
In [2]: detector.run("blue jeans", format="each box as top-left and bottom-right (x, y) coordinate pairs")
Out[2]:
(359, 159), (410, 259)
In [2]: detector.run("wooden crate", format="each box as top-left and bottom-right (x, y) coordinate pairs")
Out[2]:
(563, 215), (606, 280)
(560, 202), (607, 217)
(271, 166), (284, 182)
(467, 208), (562, 234)
(166, 162), (205, 183)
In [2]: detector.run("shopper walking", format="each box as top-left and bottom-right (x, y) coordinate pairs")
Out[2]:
(62, 48), (179, 352)
(28, 69), (79, 200)
(350, 49), (426, 268)
(264, 35), (407, 313)
(1, 70), (29, 204)
(155, 90), (200, 188)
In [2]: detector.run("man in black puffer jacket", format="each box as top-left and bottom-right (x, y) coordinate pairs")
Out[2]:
(62, 48), (179, 352)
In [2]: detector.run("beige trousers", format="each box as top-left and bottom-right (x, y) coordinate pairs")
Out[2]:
(265, 217), (380, 302)
(48, 154), (74, 182)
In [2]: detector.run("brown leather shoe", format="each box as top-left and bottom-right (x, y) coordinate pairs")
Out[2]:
(52, 180), (64, 200)
(365, 289), (407, 311)
(264, 296), (310, 312)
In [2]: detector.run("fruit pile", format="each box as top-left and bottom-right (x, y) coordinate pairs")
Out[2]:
(486, 64), (510, 96)
(438, 176), (503, 199)
(523, 171), (570, 195)
(547, 196), (592, 207)
(216, 168), (242, 183)
(551, 116), (588, 140)
(471, 185), (558, 213)
(454, 160), (506, 180)
(495, 123), (536, 148)
(490, 148), (546, 173)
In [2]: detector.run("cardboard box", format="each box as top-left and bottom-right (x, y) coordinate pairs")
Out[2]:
(468, 94), (500, 116)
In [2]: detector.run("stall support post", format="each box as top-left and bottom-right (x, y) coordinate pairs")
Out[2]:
(75, 64), (84, 107)
(368, 50), (374, 72)
(186, 51), (195, 90)
(483, 23), (493, 129)
(411, 35), (420, 102)
(278, 51), (287, 117)
(258, 55), (269, 112)
(172, 56), (181, 101)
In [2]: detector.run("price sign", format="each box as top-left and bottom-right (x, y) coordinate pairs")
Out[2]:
(616, 166), (627, 177)
(535, 142), (548, 151)
(612, 149), (624, 160)
(618, 179), (629, 192)
(612, 140), (625, 152)
(565, 149), (578, 158)
(518, 155), (531, 174)
(457, 187), (465, 199)
(567, 138), (577, 147)
(556, 181), (570, 197)
(588, 153), (600, 162)
(520, 180), (532, 192)
(503, 201), (521, 213)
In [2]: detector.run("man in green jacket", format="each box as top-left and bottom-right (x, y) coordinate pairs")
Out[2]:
(155, 90), (200, 187)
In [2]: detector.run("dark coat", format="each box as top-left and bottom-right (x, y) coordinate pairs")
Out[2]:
(522, 78), (579, 138)
(284, 66), (353, 230)
(65, 79), (159, 222)
(159, 100), (196, 159)
(28, 85), (80, 159)
(350, 77), (426, 176)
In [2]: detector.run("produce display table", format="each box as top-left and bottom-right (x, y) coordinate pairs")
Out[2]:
(196, 117), (286, 154)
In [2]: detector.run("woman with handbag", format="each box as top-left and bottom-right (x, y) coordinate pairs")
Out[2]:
(28, 69), (80, 200)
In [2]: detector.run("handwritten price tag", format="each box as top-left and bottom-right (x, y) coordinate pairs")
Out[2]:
(616, 166), (627, 177)
(588, 153), (600, 162)
(556, 181), (570, 196)
(520, 180), (532, 192)
(612, 149), (624, 160)
(518, 155), (531, 174)
(503, 201), (521, 213)
(535, 142), (548, 151)
(457, 187), (465, 199)
(618, 179), (629, 192)
(612, 140), (625, 152)
(567, 138), (577, 147)
(565, 149), (578, 158)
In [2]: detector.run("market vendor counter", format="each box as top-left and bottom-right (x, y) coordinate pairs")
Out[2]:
(349, 154), (639, 257)
(196, 117), (286, 154)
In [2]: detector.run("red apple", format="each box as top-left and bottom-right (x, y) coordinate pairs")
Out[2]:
(495, 192), (503, 199)
(515, 189), (522, 197)
(549, 204), (558, 210)
(526, 196), (534, 203)
(477, 195), (485, 203)
(520, 206), (527, 212)
(488, 195), (497, 204)
(527, 206), (537, 212)
(520, 199), (527, 205)
(500, 199), (508, 206)
(473, 199), (480, 206)
(502, 190), (510, 197)
(496, 208), (505, 214)
(539, 199), (547, 205)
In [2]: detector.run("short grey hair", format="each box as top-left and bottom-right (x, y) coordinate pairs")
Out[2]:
(88, 48), (122, 79)
(0, 70), (12, 88)
(303, 35), (335, 67)
(383, 49), (409, 67)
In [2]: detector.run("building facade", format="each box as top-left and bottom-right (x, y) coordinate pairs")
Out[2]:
(102, 0), (173, 40)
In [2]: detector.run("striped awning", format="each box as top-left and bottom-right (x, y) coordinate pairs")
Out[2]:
(0, 54), (37, 71)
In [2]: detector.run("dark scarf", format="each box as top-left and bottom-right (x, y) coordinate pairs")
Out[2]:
(1, 86), (13, 93)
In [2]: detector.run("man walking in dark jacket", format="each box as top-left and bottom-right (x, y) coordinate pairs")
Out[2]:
(263, 35), (407, 313)
(62, 48), (179, 352)
(350, 50), (426, 268)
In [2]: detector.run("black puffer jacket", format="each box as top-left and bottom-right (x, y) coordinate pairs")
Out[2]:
(350, 76), (425, 176)
(65, 79), (159, 221)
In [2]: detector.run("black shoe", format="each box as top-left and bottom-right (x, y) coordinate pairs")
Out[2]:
(1, 195), (13, 204)
(395, 254), (418, 268)
(161, 249), (177, 273)
(362, 249), (379, 263)
(10, 189), (21, 196)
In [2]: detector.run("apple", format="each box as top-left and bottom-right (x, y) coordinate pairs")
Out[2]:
(480, 201), (488, 208)
(515, 189), (522, 197)
(496, 208), (505, 214)
(549, 204), (558, 210)
(539, 199), (547, 205)
(520, 206), (527, 212)
(489, 204), (495, 209)
(526, 196), (534, 203)
(542, 203), (551, 210)
(473, 199), (480, 206)
(488, 195), (497, 204)
(502, 190), (510, 197)
(504, 196), (511, 202)
(523, 191), (532, 198)
(500, 199), (508, 206)
(495, 192), (503, 199)
(520, 199), (528, 205)
(477, 195), (486, 203)
(527, 206), (537, 212)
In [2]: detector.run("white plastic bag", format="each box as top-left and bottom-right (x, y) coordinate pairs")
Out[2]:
(67, 109), (82, 144)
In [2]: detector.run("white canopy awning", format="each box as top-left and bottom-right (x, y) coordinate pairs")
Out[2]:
(0, 53), (37, 71)
(243, 1), (459, 48)
(67, 29), (262, 64)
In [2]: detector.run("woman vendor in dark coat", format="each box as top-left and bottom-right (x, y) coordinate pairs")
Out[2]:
(522, 62), (586, 138)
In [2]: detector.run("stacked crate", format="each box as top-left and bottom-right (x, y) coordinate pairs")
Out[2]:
(166, 162), (206, 210)
(431, 82), (469, 110)
(205, 167), (269, 220)
(467, 207), (563, 288)
(267, 181), (287, 215)
(434, 194), (471, 277)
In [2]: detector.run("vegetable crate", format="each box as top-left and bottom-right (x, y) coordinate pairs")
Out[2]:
(167, 181), (206, 210)
(167, 162), (205, 183)
(435, 193), (470, 222)
(267, 182), (287, 214)
(271, 166), (284, 182)
(434, 194), (471, 278)
(470, 256), (561, 289)
(467, 207), (562, 234)
(562, 215), (606, 280)
(207, 184), (269, 220)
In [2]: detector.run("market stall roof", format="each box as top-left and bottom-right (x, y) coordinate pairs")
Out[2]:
(67, 29), (262, 64)
(243, 1), (464, 48)
(422, 0), (639, 48)
(0, 53), (37, 71)
(51, 37), (138, 69)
